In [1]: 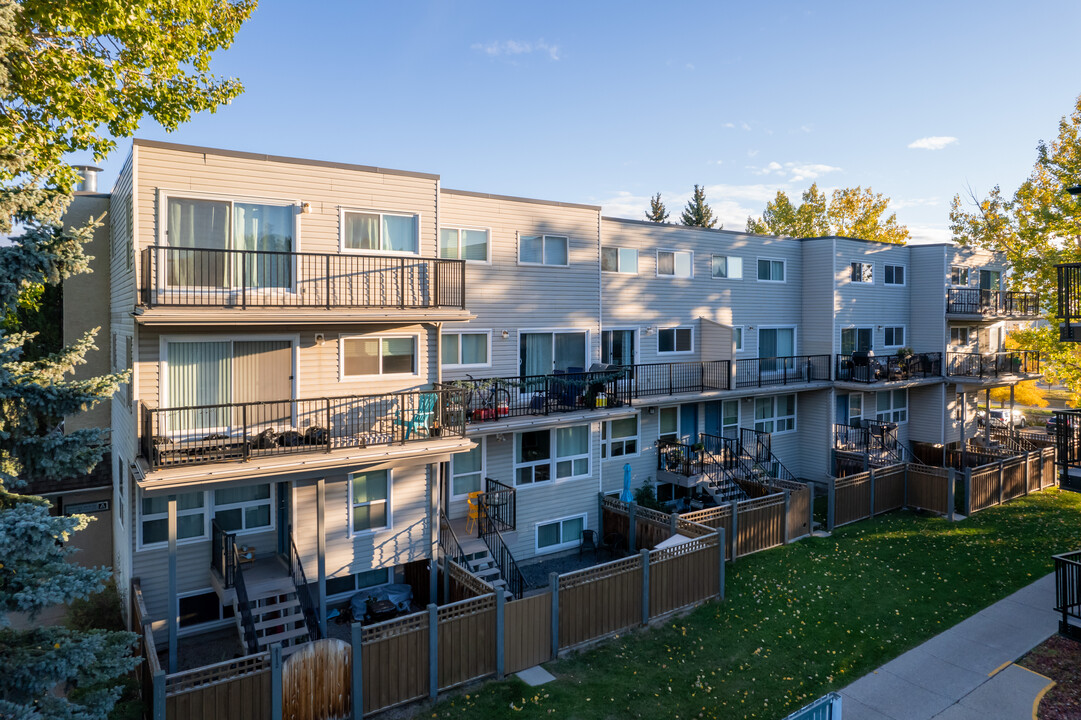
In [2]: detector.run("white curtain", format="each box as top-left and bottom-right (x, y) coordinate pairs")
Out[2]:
(167, 341), (231, 432)
(234, 203), (293, 289)
(522, 333), (552, 377)
(344, 212), (380, 251)
(383, 215), (416, 253)
(166, 198), (229, 287)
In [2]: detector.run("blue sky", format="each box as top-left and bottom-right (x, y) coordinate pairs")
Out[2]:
(87, 0), (1081, 243)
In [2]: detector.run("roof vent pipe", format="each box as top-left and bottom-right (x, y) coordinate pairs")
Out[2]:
(72, 165), (103, 193)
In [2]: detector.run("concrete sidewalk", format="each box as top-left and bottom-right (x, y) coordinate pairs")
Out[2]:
(839, 573), (1058, 720)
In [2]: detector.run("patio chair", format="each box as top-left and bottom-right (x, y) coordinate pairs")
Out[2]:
(399, 392), (437, 440)
(603, 532), (627, 558)
(579, 529), (597, 558)
(465, 491), (481, 535)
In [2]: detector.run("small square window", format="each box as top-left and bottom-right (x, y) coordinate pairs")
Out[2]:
(757, 258), (785, 282)
(658, 327), (693, 353)
(884, 265), (905, 285)
(850, 262), (873, 284)
(658, 250), (693, 278)
(520, 235), (569, 266)
(712, 255), (743, 279)
(602, 247), (638, 274)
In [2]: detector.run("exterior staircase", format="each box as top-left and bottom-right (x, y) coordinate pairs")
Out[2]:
(439, 509), (519, 601)
(234, 574), (311, 657)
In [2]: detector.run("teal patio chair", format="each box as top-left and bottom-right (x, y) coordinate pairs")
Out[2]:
(400, 393), (438, 440)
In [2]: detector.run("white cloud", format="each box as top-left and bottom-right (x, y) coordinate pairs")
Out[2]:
(471, 40), (560, 61)
(889, 196), (941, 211)
(906, 225), (953, 245)
(907, 136), (957, 151)
(746, 161), (842, 182)
(722, 122), (735, 129)
(741, 122), (752, 131)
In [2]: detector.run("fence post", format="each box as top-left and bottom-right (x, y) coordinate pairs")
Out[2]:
(549, 572), (559, 661)
(783, 490), (791, 544)
(152, 670), (165, 720)
(640, 549), (650, 625)
(628, 502), (638, 551)
(351, 622), (363, 720)
(1022, 451), (1030, 495)
(808, 485), (815, 536)
(997, 460), (1005, 506)
(669, 511), (678, 536)
(728, 500), (739, 561)
(271, 643), (283, 720)
(868, 469), (876, 518)
(947, 467), (955, 522)
(827, 479), (836, 533)
(717, 526), (726, 600)
(964, 467), (972, 516)
(495, 590), (505, 679)
(903, 464), (909, 508)
(428, 604), (438, 700)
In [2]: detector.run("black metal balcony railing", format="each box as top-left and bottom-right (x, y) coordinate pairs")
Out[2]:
(946, 351), (1040, 379)
(835, 352), (942, 383)
(733, 355), (831, 388)
(946, 288), (1040, 316)
(833, 419), (904, 466)
(477, 476), (516, 533)
(1054, 549), (1081, 640)
(210, 519), (236, 588)
(438, 369), (632, 424)
(657, 439), (705, 477)
(625, 360), (730, 396)
(141, 246), (466, 310)
(141, 388), (466, 470)
(1057, 263), (1081, 341)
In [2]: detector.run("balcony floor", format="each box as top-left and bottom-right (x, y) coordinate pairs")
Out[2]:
(136, 306), (474, 327)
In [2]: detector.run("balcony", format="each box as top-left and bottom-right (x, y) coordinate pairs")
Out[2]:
(835, 352), (942, 384)
(140, 388), (466, 471)
(1056, 263), (1081, 341)
(946, 288), (1040, 318)
(733, 355), (831, 389)
(946, 351), (1040, 380)
(139, 246), (467, 322)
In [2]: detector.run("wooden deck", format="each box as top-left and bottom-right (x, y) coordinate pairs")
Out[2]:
(209, 555), (293, 605)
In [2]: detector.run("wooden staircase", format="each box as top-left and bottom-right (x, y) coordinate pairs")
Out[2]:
(460, 534), (514, 601)
(235, 577), (312, 657)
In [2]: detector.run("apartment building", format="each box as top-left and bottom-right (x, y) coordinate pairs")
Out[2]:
(62, 139), (1040, 668)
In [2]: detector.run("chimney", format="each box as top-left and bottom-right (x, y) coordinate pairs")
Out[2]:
(73, 165), (103, 193)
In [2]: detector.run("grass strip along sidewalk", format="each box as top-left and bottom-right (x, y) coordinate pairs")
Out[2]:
(422, 489), (1081, 720)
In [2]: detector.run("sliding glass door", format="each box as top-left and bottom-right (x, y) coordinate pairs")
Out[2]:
(759, 327), (796, 372)
(520, 331), (587, 377)
(601, 329), (635, 367)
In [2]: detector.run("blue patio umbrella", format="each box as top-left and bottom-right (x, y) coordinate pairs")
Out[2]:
(620, 463), (633, 502)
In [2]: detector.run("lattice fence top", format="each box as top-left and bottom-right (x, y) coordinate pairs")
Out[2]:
(361, 609), (428, 643)
(559, 555), (643, 590)
(602, 495), (674, 526)
(834, 472), (870, 489)
(650, 534), (718, 562)
(448, 558), (495, 595)
(772, 479), (809, 493)
(736, 493), (786, 513)
(676, 517), (716, 537)
(908, 465), (950, 479)
(437, 594), (496, 622)
(680, 505), (732, 524)
(166, 651), (271, 695)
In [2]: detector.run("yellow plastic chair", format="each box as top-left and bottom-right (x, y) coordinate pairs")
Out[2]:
(465, 491), (481, 535)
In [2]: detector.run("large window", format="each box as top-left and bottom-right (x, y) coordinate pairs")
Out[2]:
(350, 470), (390, 534)
(519, 331), (587, 376)
(850, 262), (873, 284)
(451, 440), (484, 498)
(439, 227), (489, 262)
(712, 255), (743, 279)
(840, 327), (873, 355)
(602, 247), (638, 274)
(876, 389), (908, 423)
(602, 416), (639, 458)
(601, 329), (635, 366)
(950, 326), (975, 346)
(884, 326), (905, 348)
(754, 395), (796, 434)
(519, 235), (568, 266)
(657, 250), (693, 278)
(515, 425), (590, 486)
(178, 590), (234, 632)
(342, 210), (418, 254)
(326, 568), (392, 599)
(164, 196), (295, 290)
(213, 484), (272, 534)
(884, 265), (905, 286)
(757, 258), (786, 282)
(951, 266), (969, 286)
(658, 327), (693, 354)
(140, 491), (206, 548)
(341, 335), (417, 377)
(759, 327), (795, 359)
(442, 331), (490, 367)
(536, 514), (586, 554)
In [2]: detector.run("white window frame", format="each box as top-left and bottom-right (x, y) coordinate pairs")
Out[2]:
(884, 264), (906, 286)
(883, 326), (906, 349)
(758, 325), (798, 359)
(450, 437), (485, 500)
(349, 469), (392, 536)
(657, 326), (694, 355)
(600, 327), (640, 366)
(339, 333), (421, 380)
(176, 588), (235, 637)
(950, 265), (970, 287)
(876, 389), (908, 424)
(339, 207), (421, 256)
(850, 261), (874, 285)
(325, 568), (394, 602)
(658, 405), (682, 443)
(211, 483), (275, 536)
(514, 424), (591, 488)
(601, 246), (639, 274)
(840, 326), (873, 355)
(950, 326), (976, 346)
(734, 326), (744, 353)
(720, 399), (740, 436)
(518, 234), (570, 267)
(137, 490), (208, 551)
(516, 327), (591, 376)
(754, 394), (797, 435)
(656, 249), (694, 278)
(711, 254), (743, 280)
(534, 513), (588, 555)
(756, 256), (787, 283)
(439, 226), (491, 263)
(602, 415), (640, 459)
(441, 330), (492, 369)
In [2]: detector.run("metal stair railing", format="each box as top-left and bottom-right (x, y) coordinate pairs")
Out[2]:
(477, 476), (516, 532)
(698, 445), (749, 502)
(478, 510), (526, 599)
(229, 544), (259, 655)
(288, 527), (322, 642)
(438, 509), (469, 566)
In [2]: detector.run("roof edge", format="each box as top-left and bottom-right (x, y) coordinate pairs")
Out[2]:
(442, 187), (601, 211)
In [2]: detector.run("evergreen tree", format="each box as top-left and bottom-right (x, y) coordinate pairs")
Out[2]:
(645, 192), (670, 223)
(0, 2), (254, 717)
(679, 184), (719, 228)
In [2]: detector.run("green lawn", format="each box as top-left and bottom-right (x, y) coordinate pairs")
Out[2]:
(423, 489), (1081, 720)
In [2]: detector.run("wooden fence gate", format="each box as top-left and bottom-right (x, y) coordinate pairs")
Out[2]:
(283, 638), (352, 720)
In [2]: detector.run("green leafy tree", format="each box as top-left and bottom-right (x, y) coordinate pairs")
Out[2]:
(746, 183), (909, 244)
(645, 192), (670, 223)
(0, 1), (255, 717)
(679, 184), (719, 228)
(950, 93), (1081, 394)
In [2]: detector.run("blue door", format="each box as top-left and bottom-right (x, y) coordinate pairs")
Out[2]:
(704, 401), (722, 437)
(680, 403), (699, 444)
(835, 394), (848, 426)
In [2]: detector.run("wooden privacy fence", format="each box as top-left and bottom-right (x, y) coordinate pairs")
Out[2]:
(284, 639), (351, 720)
(965, 447), (1056, 514)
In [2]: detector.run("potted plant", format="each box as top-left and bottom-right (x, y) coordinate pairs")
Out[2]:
(896, 347), (914, 360)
